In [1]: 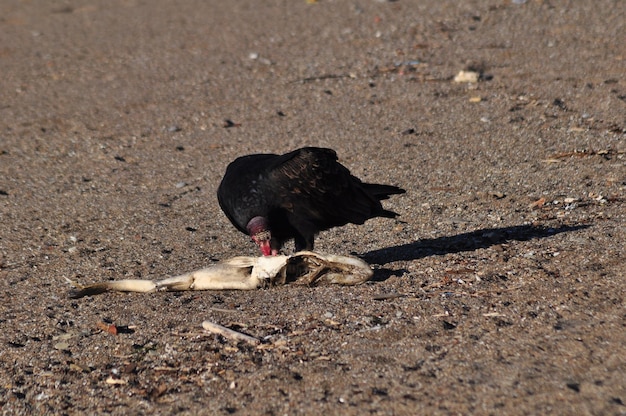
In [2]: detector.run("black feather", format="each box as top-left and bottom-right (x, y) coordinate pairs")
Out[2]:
(217, 147), (405, 253)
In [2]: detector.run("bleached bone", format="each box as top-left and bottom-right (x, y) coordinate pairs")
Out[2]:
(68, 251), (372, 298)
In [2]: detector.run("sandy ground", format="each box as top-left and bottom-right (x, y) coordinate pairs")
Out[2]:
(1, 0), (625, 414)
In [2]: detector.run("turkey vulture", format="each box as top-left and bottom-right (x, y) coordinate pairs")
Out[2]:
(217, 147), (405, 255)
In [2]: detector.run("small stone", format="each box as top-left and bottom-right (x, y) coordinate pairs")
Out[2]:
(36, 392), (49, 401)
(454, 70), (479, 83)
(54, 342), (70, 351)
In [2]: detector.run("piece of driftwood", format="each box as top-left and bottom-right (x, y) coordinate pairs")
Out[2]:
(68, 251), (372, 298)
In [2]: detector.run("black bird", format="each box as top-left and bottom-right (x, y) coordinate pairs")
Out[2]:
(217, 147), (405, 255)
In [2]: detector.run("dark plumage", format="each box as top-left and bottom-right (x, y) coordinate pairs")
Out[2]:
(217, 147), (405, 255)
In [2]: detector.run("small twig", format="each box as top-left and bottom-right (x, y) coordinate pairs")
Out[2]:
(202, 321), (260, 345)
(290, 73), (352, 84)
(209, 307), (240, 313)
(372, 293), (406, 301)
(482, 312), (506, 317)
(425, 284), (524, 298)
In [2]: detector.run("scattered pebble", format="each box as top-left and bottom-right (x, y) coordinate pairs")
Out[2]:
(36, 392), (49, 401)
(248, 53), (271, 65)
(53, 342), (70, 351)
(223, 119), (241, 128)
(454, 70), (479, 83)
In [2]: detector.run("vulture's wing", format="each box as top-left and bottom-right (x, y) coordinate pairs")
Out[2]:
(263, 147), (382, 226)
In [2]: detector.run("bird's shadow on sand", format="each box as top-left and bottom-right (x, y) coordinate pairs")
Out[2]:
(361, 224), (590, 282)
